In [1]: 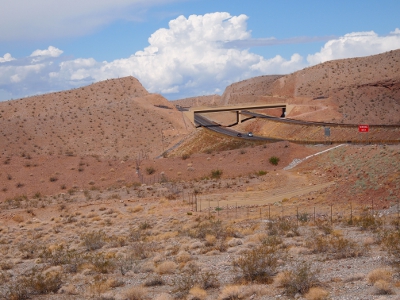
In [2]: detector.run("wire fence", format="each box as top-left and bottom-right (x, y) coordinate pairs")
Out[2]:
(182, 192), (400, 224)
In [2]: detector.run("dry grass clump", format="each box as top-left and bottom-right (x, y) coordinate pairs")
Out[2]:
(367, 268), (393, 284)
(188, 285), (207, 300)
(123, 286), (148, 300)
(129, 205), (144, 213)
(156, 260), (177, 274)
(12, 214), (24, 223)
(218, 285), (242, 300)
(304, 287), (329, 300)
(373, 279), (394, 295)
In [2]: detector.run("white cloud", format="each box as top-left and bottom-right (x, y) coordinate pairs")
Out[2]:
(0, 53), (15, 63)
(307, 30), (400, 65)
(31, 46), (63, 57)
(1, 14), (399, 101)
(390, 28), (400, 35)
(0, 0), (182, 41)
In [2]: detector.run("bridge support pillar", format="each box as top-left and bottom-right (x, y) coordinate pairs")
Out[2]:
(237, 110), (242, 124)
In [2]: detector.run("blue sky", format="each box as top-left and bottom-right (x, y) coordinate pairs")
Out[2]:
(1, 0), (400, 101)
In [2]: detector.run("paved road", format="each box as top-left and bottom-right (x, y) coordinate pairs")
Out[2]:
(194, 113), (282, 142)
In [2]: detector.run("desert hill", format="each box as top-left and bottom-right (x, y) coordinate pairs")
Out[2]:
(178, 50), (400, 125)
(0, 76), (191, 160)
(270, 49), (400, 124)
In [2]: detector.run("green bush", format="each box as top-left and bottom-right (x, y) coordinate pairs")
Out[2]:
(211, 169), (223, 179)
(146, 167), (156, 175)
(269, 156), (280, 166)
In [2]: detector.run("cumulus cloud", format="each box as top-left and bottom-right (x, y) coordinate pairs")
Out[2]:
(1, 13), (399, 101)
(0, 53), (15, 63)
(307, 29), (400, 65)
(30, 46), (63, 58)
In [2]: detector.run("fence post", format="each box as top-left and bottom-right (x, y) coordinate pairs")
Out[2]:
(260, 208), (262, 219)
(208, 199), (210, 218)
(199, 197), (201, 212)
(371, 198), (374, 216)
(350, 202), (353, 225)
(314, 206), (316, 225)
(268, 205), (271, 220)
(236, 202), (238, 219)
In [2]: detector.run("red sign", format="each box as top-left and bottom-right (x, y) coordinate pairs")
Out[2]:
(358, 125), (369, 132)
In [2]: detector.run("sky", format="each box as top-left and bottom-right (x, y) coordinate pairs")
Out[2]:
(1, 0), (400, 101)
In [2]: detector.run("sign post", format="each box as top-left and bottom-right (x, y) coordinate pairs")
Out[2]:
(358, 125), (369, 144)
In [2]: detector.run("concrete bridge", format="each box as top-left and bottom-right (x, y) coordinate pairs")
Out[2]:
(183, 103), (293, 125)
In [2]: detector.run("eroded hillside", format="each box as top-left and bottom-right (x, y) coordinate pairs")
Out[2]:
(0, 76), (191, 160)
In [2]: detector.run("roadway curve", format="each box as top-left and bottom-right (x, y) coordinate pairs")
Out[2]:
(194, 114), (282, 142)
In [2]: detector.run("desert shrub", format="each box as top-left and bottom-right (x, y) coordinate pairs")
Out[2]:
(380, 229), (400, 258)
(307, 233), (365, 259)
(87, 252), (115, 274)
(184, 220), (232, 240)
(257, 170), (267, 176)
(80, 230), (106, 251)
(139, 220), (152, 230)
(211, 169), (223, 179)
(129, 241), (156, 259)
(146, 167), (156, 175)
(233, 244), (279, 283)
(267, 217), (299, 236)
(280, 262), (320, 296)
(172, 264), (219, 298)
(315, 219), (333, 235)
(298, 213), (310, 223)
(5, 268), (63, 298)
(18, 241), (41, 259)
(353, 213), (383, 231)
(182, 153), (190, 160)
(39, 244), (81, 267)
(49, 176), (58, 182)
(269, 156), (280, 166)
